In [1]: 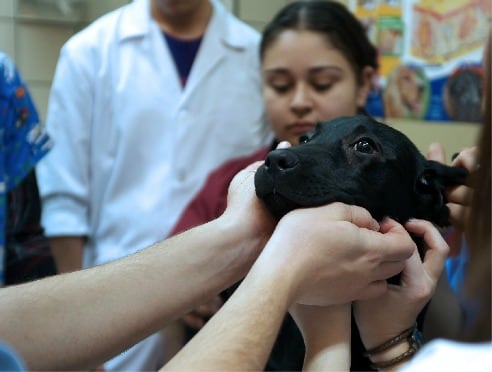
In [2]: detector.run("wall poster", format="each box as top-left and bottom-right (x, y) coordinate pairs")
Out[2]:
(350, 0), (491, 123)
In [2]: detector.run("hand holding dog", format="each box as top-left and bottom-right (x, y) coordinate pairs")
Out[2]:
(165, 202), (413, 372)
(220, 161), (278, 263)
(180, 146), (293, 331)
(253, 203), (416, 307)
(222, 144), (295, 258)
(353, 219), (448, 352)
(179, 162), (275, 332)
(447, 147), (477, 230)
(427, 143), (477, 231)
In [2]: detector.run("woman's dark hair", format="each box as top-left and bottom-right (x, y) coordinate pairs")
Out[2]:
(260, 1), (379, 84)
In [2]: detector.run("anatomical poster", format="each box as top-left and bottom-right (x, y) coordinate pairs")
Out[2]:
(350, 0), (491, 123)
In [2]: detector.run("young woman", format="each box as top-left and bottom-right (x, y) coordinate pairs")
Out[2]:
(170, 1), (380, 370)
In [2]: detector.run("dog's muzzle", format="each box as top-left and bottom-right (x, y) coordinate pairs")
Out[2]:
(254, 149), (306, 219)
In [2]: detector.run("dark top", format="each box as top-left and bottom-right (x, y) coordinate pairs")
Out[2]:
(164, 32), (202, 87)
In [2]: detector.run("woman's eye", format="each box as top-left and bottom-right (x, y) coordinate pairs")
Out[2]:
(299, 135), (310, 144)
(353, 139), (377, 154)
(271, 84), (291, 94)
(313, 83), (332, 92)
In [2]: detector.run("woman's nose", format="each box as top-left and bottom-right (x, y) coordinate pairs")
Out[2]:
(290, 84), (312, 115)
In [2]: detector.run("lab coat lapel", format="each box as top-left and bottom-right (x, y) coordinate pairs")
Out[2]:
(179, 13), (225, 105)
(118, 0), (184, 99)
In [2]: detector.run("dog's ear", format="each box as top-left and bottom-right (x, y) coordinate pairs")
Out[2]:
(415, 160), (469, 226)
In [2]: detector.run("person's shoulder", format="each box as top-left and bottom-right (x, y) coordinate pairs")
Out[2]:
(399, 339), (492, 371)
(0, 52), (23, 96)
(0, 50), (12, 66)
(0, 51), (15, 79)
(211, 0), (260, 47)
(63, 2), (130, 51)
(226, 13), (260, 40)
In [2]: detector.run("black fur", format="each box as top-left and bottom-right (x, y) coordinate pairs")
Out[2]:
(255, 115), (468, 225)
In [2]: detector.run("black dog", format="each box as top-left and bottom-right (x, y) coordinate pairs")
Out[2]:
(255, 115), (467, 226)
(253, 115), (468, 371)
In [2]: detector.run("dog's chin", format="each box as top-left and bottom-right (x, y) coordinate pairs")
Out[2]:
(259, 193), (302, 220)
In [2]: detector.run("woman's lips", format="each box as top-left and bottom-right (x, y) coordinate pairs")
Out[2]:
(289, 122), (316, 135)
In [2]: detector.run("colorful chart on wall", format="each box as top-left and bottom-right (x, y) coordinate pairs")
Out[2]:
(349, 0), (491, 123)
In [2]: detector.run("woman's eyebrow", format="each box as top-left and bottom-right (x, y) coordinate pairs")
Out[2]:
(262, 67), (290, 74)
(263, 66), (344, 74)
(308, 66), (344, 74)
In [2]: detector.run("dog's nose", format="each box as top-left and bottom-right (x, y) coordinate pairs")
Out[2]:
(264, 150), (299, 174)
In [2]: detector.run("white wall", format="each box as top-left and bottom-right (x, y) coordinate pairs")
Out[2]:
(0, 0), (129, 119)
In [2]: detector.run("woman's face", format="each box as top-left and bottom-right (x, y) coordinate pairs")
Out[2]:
(262, 30), (373, 145)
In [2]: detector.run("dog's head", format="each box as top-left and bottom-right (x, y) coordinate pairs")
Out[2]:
(255, 115), (468, 226)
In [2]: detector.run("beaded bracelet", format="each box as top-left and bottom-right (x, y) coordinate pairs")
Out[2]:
(369, 344), (419, 370)
(364, 323), (423, 370)
(364, 324), (416, 356)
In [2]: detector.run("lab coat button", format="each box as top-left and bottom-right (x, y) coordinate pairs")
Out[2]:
(177, 171), (186, 182)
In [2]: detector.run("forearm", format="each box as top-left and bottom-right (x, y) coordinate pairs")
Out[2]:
(49, 237), (84, 273)
(0, 217), (258, 371)
(162, 253), (292, 371)
(302, 305), (351, 371)
(163, 200), (418, 371)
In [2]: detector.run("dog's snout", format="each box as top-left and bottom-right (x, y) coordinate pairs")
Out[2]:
(264, 150), (299, 173)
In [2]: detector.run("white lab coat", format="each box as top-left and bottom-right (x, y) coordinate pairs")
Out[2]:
(37, 0), (272, 268)
(36, 1), (272, 369)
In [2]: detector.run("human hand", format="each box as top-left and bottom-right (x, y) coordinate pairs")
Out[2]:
(447, 147), (477, 229)
(255, 202), (416, 307)
(220, 142), (293, 260)
(220, 161), (277, 261)
(182, 295), (223, 330)
(353, 218), (448, 350)
(427, 143), (476, 231)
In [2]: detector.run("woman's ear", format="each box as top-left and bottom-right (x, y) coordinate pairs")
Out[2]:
(356, 66), (375, 108)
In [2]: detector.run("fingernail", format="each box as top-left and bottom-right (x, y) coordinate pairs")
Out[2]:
(370, 219), (380, 231)
(276, 141), (292, 149)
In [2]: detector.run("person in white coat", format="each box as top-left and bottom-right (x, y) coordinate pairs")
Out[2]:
(36, 0), (272, 370)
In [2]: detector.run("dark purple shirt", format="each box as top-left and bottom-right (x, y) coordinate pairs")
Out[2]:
(164, 32), (202, 87)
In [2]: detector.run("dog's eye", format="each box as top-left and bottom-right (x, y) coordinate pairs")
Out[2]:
(353, 138), (377, 154)
(299, 135), (310, 144)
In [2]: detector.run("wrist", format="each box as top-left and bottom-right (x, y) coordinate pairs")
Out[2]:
(364, 324), (422, 370)
(302, 305), (351, 371)
(217, 212), (273, 263)
(369, 341), (411, 370)
(206, 217), (264, 281)
(304, 304), (351, 346)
